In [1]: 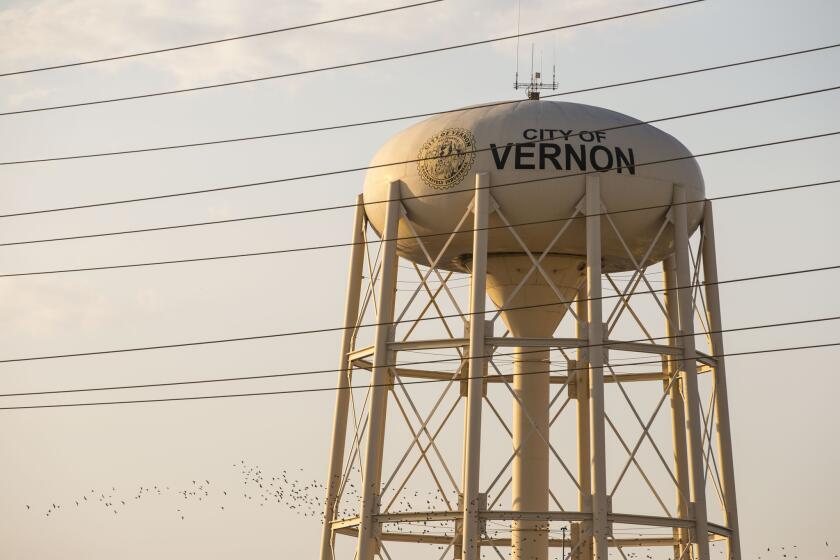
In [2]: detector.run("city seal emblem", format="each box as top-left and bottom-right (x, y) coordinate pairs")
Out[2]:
(417, 128), (477, 190)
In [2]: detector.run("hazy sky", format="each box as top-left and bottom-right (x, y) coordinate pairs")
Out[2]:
(1, 0), (839, 558)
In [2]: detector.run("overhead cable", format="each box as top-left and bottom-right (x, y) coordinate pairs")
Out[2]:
(0, 83), (835, 251)
(1, 341), (836, 410)
(2, 41), (837, 165)
(0, 1), (444, 78)
(0, 0), (704, 117)
(0, 262), (835, 363)
(1, 314), (836, 398)
(1, 130), (837, 276)
(2, 79), (836, 223)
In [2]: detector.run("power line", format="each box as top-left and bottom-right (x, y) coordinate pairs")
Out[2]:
(0, 262), (835, 364)
(0, 0), (704, 117)
(2, 84), (835, 231)
(4, 174), (836, 250)
(1, 131), (837, 277)
(1, 314), (836, 398)
(1, 341), (836, 410)
(3, 41), (837, 166)
(0, 85), (835, 251)
(2, 47), (835, 220)
(0, 1), (444, 78)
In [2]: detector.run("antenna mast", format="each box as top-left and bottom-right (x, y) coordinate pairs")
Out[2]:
(512, 1), (557, 100)
(514, 0), (521, 87)
(513, 42), (558, 100)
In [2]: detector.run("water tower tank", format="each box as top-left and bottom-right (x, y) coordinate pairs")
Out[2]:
(363, 99), (705, 273)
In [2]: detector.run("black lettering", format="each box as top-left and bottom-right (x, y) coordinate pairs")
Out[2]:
(565, 144), (587, 171)
(539, 143), (562, 170)
(615, 147), (636, 174)
(490, 143), (514, 169)
(580, 131), (595, 142)
(515, 143), (536, 169)
(523, 129), (538, 141)
(559, 129), (572, 140)
(590, 145), (614, 171)
(595, 131), (607, 142)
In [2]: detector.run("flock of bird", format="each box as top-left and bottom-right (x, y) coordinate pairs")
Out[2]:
(23, 465), (839, 559)
(26, 460), (328, 521)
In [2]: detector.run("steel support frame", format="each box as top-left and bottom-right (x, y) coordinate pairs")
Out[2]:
(356, 181), (402, 560)
(586, 174), (610, 559)
(672, 184), (711, 560)
(701, 201), (742, 560)
(324, 183), (741, 559)
(461, 173), (490, 559)
(663, 254), (693, 560)
(321, 195), (368, 560)
(576, 283), (593, 560)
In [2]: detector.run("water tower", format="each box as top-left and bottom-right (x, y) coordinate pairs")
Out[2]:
(319, 97), (741, 560)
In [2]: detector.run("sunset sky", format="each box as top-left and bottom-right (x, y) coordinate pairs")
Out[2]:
(1, 0), (839, 558)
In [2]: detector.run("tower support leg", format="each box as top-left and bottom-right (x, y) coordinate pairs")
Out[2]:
(461, 173), (490, 560)
(701, 201), (742, 560)
(356, 181), (402, 560)
(663, 256), (692, 560)
(585, 174), (609, 559)
(672, 185), (710, 560)
(320, 195), (367, 560)
(576, 286), (593, 560)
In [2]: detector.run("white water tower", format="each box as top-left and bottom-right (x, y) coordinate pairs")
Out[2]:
(320, 98), (740, 560)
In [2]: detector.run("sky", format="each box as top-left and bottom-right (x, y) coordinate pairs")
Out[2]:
(1, 0), (839, 558)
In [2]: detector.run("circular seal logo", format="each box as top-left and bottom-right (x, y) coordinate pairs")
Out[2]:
(417, 128), (477, 190)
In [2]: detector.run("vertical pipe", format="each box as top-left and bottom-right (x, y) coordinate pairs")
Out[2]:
(663, 256), (692, 560)
(461, 173), (490, 560)
(701, 201), (742, 560)
(511, 347), (550, 560)
(576, 285), (593, 560)
(320, 195), (368, 560)
(671, 185), (711, 560)
(585, 174), (609, 559)
(356, 181), (402, 560)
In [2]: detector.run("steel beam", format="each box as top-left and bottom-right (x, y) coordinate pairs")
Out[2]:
(576, 284), (593, 560)
(663, 255), (692, 559)
(672, 185), (710, 560)
(461, 173), (490, 560)
(321, 194), (367, 560)
(586, 174), (610, 559)
(356, 181), (401, 560)
(701, 201), (742, 560)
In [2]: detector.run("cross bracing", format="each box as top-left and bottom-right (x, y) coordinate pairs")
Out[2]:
(321, 176), (741, 560)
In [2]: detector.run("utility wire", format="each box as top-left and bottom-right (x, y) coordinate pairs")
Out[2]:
(0, 84), (835, 249)
(0, 0), (704, 117)
(1, 130), (837, 277)
(2, 81), (836, 228)
(2, 41), (837, 166)
(0, 1), (444, 78)
(0, 262), (835, 364)
(1, 315), (836, 398)
(3, 175), (836, 250)
(2, 45), (835, 219)
(1, 341), (836, 410)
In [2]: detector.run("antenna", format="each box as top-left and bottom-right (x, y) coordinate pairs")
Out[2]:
(530, 43), (534, 86)
(514, 0), (521, 88)
(512, 1), (557, 101)
(514, 42), (557, 100)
